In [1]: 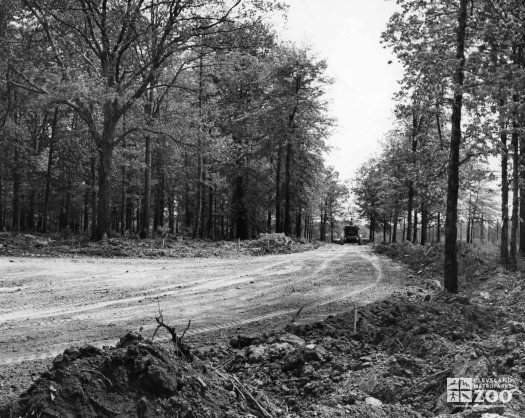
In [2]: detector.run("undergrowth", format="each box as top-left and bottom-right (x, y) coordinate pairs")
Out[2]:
(374, 240), (502, 292)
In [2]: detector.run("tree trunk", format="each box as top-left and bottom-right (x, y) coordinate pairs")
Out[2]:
(12, 145), (20, 232)
(421, 205), (428, 245)
(0, 172), (3, 229)
(412, 210), (418, 244)
(296, 209), (302, 238)
(168, 188), (175, 234)
(330, 210), (335, 243)
(232, 175), (248, 239)
(275, 139), (283, 233)
(93, 139), (114, 240)
(193, 146), (203, 238)
(90, 155), (97, 234)
(406, 188), (413, 242)
(500, 124), (510, 265)
(510, 121), (519, 270)
(140, 132), (152, 238)
(480, 214), (484, 243)
(42, 108), (58, 233)
(392, 214), (398, 243)
(444, 0), (468, 293)
(119, 138), (127, 235)
(520, 120), (525, 256)
(283, 139), (292, 236)
(207, 185), (213, 238)
(125, 169), (133, 234)
(437, 212), (441, 242)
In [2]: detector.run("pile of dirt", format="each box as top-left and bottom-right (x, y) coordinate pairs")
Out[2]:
(3, 287), (525, 417)
(216, 289), (525, 417)
(245, 233), (319, 255)
(215, 292), (525, 417)
(1, 332), (277, 418)
(0, 232), (321, 259)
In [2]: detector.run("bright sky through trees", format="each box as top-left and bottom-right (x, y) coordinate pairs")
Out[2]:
(277, 0), (403, 181)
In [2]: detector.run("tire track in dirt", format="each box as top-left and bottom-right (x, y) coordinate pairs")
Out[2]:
(0, 260), (296, 320)
(0, 246), (384, 366)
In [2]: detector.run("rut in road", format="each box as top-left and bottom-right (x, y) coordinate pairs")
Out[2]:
(0, 245), (384, 366)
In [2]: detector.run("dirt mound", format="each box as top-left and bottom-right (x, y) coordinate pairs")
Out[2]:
(0, 233), (320, 258)
(0, 332), (275, 418)
(220, 290), (524, 417)
(246, 233), (320, 255)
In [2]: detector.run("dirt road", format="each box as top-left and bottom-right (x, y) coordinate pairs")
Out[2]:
(0, 245), (389, 369)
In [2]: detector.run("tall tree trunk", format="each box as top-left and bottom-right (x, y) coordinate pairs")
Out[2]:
(93, 139), (115, 240)
(232, 175), (248, 239)
(275, 139), (283, 233)
(510, 121), (519, 270)
(392, 213), (398, 243)
(444, 0), (468, 293)
(304, 213), (309, 240)
(207, 184), (213, 238)
(120, 139), (127, 235)
(42, 108), (58, 232)
(500, 122), (510, 265)
(12, 145), (20, 232)
(194, 145), (203, 238)
(140, 133), (152, 238)
(406, 113), (421, 242)
(412, 210), (418, 243)
(91, 98), (120, 241)
(193, 54), (206, 239)
(83, 187), (89, 233)
(0, 172), (3, 229)
(480, 214), (484, 243)
(90, 155), (97, 235)
(330, 209), (335, 243)
(437, 212), (441, 242)
(421, 204), (428, 245)
(168, 188), (175, 235)
(296, 209), (302, 238)
(125, 166), (133, 233)
(406, 188), (413, 242)
(520, 120), (525, 256)
(283, 139), (292, 235)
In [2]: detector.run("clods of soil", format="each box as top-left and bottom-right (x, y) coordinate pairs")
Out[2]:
(1, 332), (277, 418)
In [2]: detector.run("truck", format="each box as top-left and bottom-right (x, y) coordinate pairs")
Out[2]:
(341, 224), (361, 245)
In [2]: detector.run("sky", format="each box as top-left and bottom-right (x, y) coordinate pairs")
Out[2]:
(275, 0), (404, 182)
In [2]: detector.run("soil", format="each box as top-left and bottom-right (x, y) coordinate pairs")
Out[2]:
(1, 240), (524, 417)
(0, 243), (396, 408)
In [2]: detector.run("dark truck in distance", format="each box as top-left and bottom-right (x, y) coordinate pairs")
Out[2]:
(341, 225), (361, 244)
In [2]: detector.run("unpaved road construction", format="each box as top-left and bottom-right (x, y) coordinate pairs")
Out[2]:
(0, 244), (396, 402)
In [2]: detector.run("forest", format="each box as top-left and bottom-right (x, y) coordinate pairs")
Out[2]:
(353, 0), (525, 291)
(0, 0), (347, 242)
(3, 0), (525, 295)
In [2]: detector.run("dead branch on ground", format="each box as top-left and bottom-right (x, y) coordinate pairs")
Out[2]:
(152, 303), (192, 361)
(290, 306), (305, 323)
